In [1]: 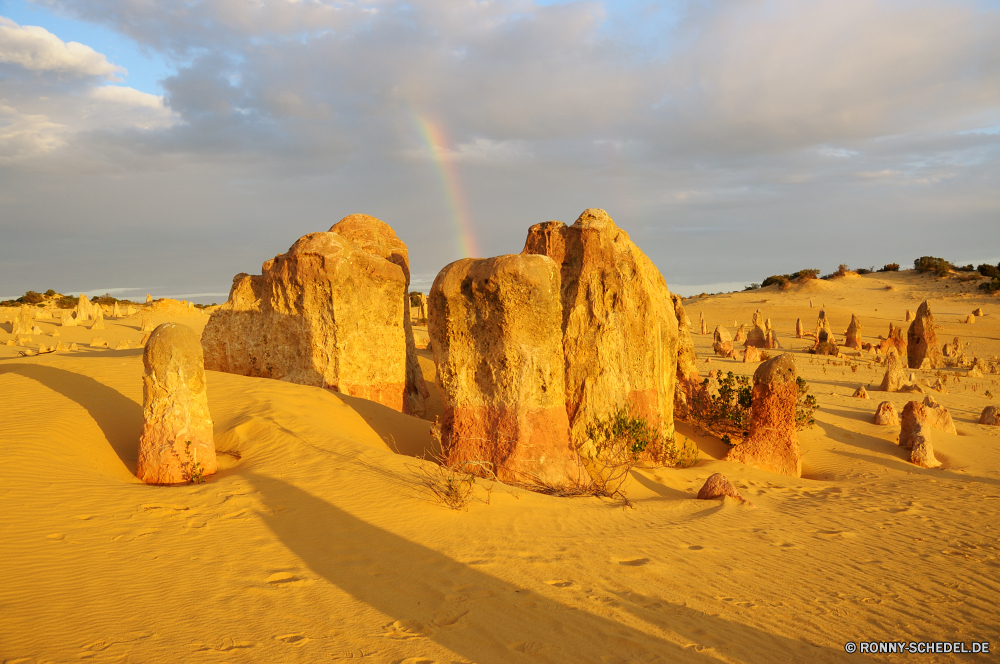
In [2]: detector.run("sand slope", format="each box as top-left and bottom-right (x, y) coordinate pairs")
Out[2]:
(1, 272), (999, 663)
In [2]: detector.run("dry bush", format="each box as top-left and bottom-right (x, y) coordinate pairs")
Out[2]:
(412, 457), (495, 511)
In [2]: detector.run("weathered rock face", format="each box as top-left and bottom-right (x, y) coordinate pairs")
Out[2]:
(137, 323), (218, 485)
(981, 406), (1000, 426)
(907, 301), (942, 369)
(410, 291), (427, 320)
(61, 312), (77, 327)
(815, 310), (833, 340)
(714, 325), (732, 344)
(878, 323), (907, 358)
(140, 316), (154, 332)
(202, 217), (422, 414)
(973, 307), (984, 316)
(921, 395), (957, 434)
(909, 426), (941, 468)
(112, 302), (122, 318)
(905, 309), (915, 322)
(670, 294), (702, 419)
(734, 324), (747, 344)
(745, 311), (767, 348)
(812, 329), (838, 356)
(879, 348), (907, 392)
(765, 329), (781, 349)
(713, 340), (734, 357)
(874, 401), (899, 425)
(965, 314), (975, 324)
(726, 353), (801, 477)
(795, 318), (804, 338)
(146, 294), (153, 303)
(852, 385), (869, 399)
(697, 473), (751, 505)
(845, 315), (862, 349)
(743, 345), (761, 363)
(942, 337), (962, 358)
(76, 294), (97, 321)
(329, 214), (429, 415)
(91, 309), (105, 330)
(699, 312), (707, 335)
(522, 208), (679, 451)
(428, 254), (581, 485)
(12, 305), (33, 335)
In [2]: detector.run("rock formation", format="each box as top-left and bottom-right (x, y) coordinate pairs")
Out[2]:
(795, 318), (804, 338)
(112, 302), (122, 318)
(907, 301), (942, 369)
(734, 324), (747, 343)
(874, 401), (898, 425)
(670, 294), (702, 422)
(69, 343), (78, 351)
(146, 294), (153, 303)
(852, 385), (869, 399)
(726, 353), (801, 477)
(329, 213), (429, 415)
(140, 316), (154, 332)
(878, 348), (907, 391)
(844, 314), (862, 350)
(942, 337), (962, 358)
(202, 215), (426, 414)
(115, 340), (130, 350)
(921, 395), (957, 434)
(428, 254), (582, 485)
(137, 323), (218, 485)
(745, 311), (767, 348)
(61, 312), (77, 327)
(91, 309), (105, 330)
(815, 310), (833, 340)
(965, 314), (975, 324)
(699, 312), (707, 335)
(981, 406), (1000, 426)
(522, 208), (679, 453)
(75, 294), (97, 321)
(12, 305), (33, 335)
(697, 473), (752, 505)
(31, 325), (42, 335)
(55, 341), (67, 351)
(877, 323), (907, 358)
(743, 345), (761, 362)
(90, 337), (107, 348)
(765, 329), (781, 349)
(410, 291), (427, 320)
(812, 329), (838, 356)
(973, 307), (984, 316)
(714, 325), (731, 344)
(905, 309), (915, 322)
(713, 340), (734, 357)
(909, 425), (941, 468)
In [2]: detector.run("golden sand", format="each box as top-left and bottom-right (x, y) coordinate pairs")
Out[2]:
(1, 272), (998, 662)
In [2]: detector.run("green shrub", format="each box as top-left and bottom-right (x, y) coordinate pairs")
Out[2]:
(44, 289), (56, 297)
(856, 267), (874, 275)
(914, 256), (952, 276)
(980, 277), (1000, 293)
(582, 404), (677, 500)
(795, 377), (818, 429)
(761, 275), (788, 288)
(879, 263), (900, 272)
(689, 372), (752, 443)
(978, 264), (1000, 278)
(19, 291), (43, 305)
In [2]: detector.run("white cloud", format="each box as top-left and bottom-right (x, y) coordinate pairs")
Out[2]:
(0, 105), (65, 161)
(0, 16), (124, 79)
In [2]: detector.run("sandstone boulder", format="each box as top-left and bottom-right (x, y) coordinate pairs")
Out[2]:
(115, 340), (130, 350)
(91, 309), (105, 330)
(697, 473), (752, 505)
(878, 323), (907, 357)
(921, 395), (957, 434)
(428, 254), (582, 485)
(942, 337), (962, 358)
(700, 318), (708, 335)
(55, 341), (67, 351)
(146, 294), (153, 303)
(714, 325), (732, 344)
(980, 406), (1000, 426)
(795, 318), (803, 338)
(670, 294), (702, 421)
(907, 301), (942, 369)
(329, 213), (429, 415)
(815, 309), (833, 340)
(973, 307), (984, 316)
(522, 208), (679, 454)
(12, 305), (33, 335)
(874, 401), (898, 425)
(852, 385), (869, 399)
(909, 425), (941, 468)
(75, 294), (97, 321)
(745, 311), (766, 348)
(90, 337), (107, 348)
(713, 340), (734, 357)
(69, 343), (78, 351)
(734, 324), (747, 344)
(140, 316), (154, 332)
(878, 348), (907, 391)
(726, 353), (801, 477)
(137, 323), (218, 485)
(743, 345), (761, 362)
(965, 314), (975, 324)
(844, 314), (862, 350)
(31, 325), (42, 335)
(202, 217), (423, 414)
(112, 302), (122, 318)
(905, 309), (915, 322)
(764, 329), (781, 349)
(812, 329), (838, 356)
(61, 312), (77, 327)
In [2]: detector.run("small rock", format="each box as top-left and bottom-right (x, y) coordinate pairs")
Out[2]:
(852, 385), (869, 399)
(874, 401), (898, 425)
(90, 337), (108, 348)
(697, 473), (753, 506)
(980, 406), (1000, 426)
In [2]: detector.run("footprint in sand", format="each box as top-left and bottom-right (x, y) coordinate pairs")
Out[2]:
(75, 514), (96, 520)
(510, 641), (559, 654)
(398, 658), (437, 664)
(544, 580), (573, 587)
(265, 572), (310, 587)
(275, 633), (309, 646)
(47, 533), (65, 540)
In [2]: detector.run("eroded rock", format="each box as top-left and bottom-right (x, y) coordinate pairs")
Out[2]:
(907, 301), (942, 369)
(874, 401), (898, 425)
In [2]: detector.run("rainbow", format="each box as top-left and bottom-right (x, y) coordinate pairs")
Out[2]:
(414, 114), (480, 259)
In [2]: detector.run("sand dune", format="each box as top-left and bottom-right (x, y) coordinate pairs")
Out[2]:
(2, 271), (999, 663)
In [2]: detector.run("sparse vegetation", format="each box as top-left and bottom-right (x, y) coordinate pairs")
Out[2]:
(689, 371), (753, 443)
(914, 256), (953, 276)
(981, 278), (1000, 293)
(795, 377), (818, 429)
(856, 267), (875, 275)
(184, 441), (206, 484)
(879, 263), (900, 272)
(760, 269), (820, 289)
(978, 263), (1000, 278)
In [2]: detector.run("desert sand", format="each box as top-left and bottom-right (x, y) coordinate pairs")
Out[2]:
(2, 271), (999, 663)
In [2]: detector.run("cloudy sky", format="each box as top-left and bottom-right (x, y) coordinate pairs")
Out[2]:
(1, 0), (998, 301)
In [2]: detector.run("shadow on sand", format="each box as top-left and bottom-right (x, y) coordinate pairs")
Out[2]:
(244, 471), (845, 663)
(0, 363), (140, 472)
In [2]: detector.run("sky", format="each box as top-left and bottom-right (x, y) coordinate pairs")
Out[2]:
(1, 0), (998, 302)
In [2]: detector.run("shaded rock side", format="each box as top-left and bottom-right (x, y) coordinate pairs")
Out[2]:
(522, 208), (679, 450)
(329, 213), (429, 416)
(879, 348), (907, 392)
(921, 395), (957, 434)
(136, 323), (218, 484)
(75, 294), (97, 321)
(726, 353), (801, 477)
(907, 301), (942, 369)
(909, 425), (941, 468)
(795, 318), (804, 338)
(427, 254), (582, 486)
(202, 228), (412, 412)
